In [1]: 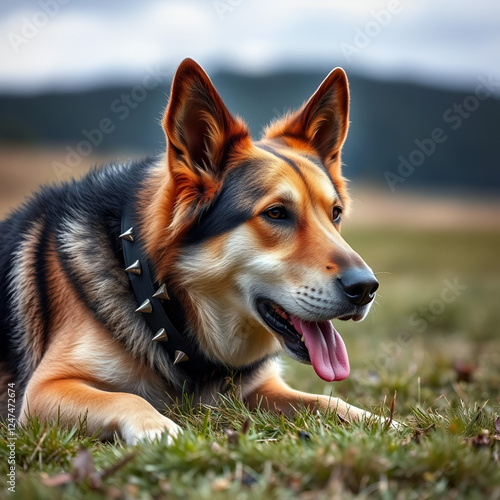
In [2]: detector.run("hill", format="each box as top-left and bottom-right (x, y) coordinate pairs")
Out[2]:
(1, 71), (499, 192)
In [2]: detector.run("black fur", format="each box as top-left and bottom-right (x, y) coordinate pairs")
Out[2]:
(0, 156), (273, 410)
(0, 158), (154, 387)
(183, 161), (268, 245)
(257, 144), (306, 181)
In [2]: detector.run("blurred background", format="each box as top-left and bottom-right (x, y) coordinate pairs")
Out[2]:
(0, 0), (499, 412)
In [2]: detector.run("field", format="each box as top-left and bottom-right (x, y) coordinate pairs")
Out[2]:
(1, 148), (499, 499)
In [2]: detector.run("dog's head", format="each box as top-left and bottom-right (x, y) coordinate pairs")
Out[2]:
(149, 59), (378, 381)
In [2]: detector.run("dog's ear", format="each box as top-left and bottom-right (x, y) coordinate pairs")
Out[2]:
(265, 68), (349, 166)
(163, 58), (250, 179)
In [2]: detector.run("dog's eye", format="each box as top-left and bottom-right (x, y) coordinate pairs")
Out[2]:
(265, 206), (288, 220)
(332, 206), (343, 223)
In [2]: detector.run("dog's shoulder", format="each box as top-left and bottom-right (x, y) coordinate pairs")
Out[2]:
(0, 156), (160, 387)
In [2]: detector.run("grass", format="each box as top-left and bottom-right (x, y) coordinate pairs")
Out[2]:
(1, 227), (500, 499)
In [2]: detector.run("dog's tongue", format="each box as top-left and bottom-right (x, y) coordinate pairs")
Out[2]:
(291, 317), (350, 382)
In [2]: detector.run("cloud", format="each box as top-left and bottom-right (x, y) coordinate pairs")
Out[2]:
(0, 0), (498, 94)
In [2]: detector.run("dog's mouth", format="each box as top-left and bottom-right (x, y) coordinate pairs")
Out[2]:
(256, 299), (350, 382)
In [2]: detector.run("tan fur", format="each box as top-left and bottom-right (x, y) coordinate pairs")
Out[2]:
(246, 374), (366, 423)
(8, 59), (395, 445)
(20, 246), (180, 444)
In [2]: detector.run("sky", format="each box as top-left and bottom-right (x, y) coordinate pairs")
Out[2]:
(0, 0), (499, 94)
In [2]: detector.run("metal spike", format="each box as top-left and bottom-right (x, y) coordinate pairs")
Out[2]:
(173, 350), (189, 364)
(135, 299), (152, 314)
(152, 283), (170, 300)
(119, 227), (134, 242)
(125, 260), (141, 275)
(152, 328), (168, 342)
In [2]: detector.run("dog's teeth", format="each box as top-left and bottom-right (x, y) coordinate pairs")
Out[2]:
(301, 336), (305, 343)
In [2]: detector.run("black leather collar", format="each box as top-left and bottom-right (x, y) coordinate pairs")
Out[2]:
(120, 208), (273, 383)
(120, 210), (226, 376)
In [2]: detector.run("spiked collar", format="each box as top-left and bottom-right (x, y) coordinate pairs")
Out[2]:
(120, 211), (226, 376)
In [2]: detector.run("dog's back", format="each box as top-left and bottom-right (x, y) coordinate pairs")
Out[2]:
(0, 59), (392, 443)
(0, 158), (154, 414)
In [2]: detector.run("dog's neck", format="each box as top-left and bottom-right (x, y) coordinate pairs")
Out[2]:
(120, 208), (221, 374)
(120, 206), (277, 380)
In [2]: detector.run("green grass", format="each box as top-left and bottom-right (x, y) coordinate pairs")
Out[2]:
(1, 228), (499, 499)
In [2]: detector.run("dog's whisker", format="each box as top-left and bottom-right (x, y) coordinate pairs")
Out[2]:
(1, 58), (400, 444)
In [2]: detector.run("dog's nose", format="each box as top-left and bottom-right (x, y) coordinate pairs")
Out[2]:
(338, 268), (379, 306)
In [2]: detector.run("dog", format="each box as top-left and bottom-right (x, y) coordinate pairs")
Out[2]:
(0, 58), (383, 444)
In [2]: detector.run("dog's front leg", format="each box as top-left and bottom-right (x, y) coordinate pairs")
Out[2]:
(20, 376), (180, 445)
(246, 373), (374, 424)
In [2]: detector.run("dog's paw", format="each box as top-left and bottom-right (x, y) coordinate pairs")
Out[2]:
(359, 413), (406, 431)
(132, 425), (181, 445)
(121, 415), (182, 445)
(341, 406), (405, 431)
(384, 418), (406, 431)
(360, 411), (405, 430)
